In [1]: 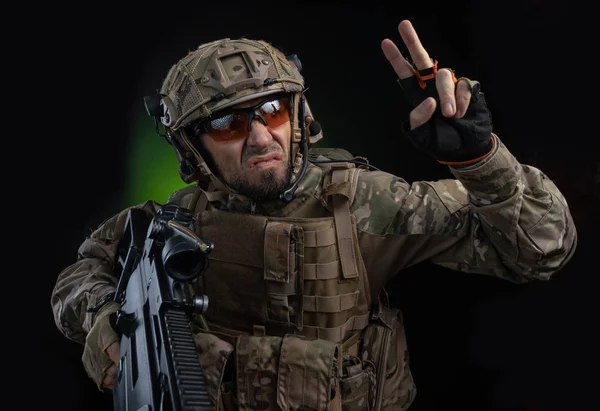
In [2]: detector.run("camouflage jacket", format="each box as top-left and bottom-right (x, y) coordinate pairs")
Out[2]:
(51, 134), (577, 407)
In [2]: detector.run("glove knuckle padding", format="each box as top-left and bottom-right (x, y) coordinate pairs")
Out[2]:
(81, 303), (121, 390)
(398, 73), (493, 163)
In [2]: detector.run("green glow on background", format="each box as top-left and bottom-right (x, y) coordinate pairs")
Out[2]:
(122, 109), (190, 208)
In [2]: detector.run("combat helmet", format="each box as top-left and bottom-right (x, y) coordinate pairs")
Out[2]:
(144, 38), (323, 202)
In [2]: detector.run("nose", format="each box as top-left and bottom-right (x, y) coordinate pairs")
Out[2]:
(245, 117), (273, 148)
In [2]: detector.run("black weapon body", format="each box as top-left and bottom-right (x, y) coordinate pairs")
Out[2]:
(111, 204), (214, 411)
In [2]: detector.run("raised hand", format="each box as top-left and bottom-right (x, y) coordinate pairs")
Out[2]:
(382, 20), (472, 128)
(381, 20), (494, 166)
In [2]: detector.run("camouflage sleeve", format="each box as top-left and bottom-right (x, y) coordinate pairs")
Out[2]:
(352, 135), (577, 285)
(50, 200), (162, 344)
(51, 186), (200, 344)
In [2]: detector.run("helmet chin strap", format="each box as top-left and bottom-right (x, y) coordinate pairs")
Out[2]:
(280, 93), (309, 203)
(177, 130), (232, 201)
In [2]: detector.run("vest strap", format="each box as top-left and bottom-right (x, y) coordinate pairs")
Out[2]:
(330, 165), (360, 279)
(301, 312), (370, 343)
(303, 228), (336, 247)
(303, 290), (359, 313)
(303, 261), (339, 280)
(190, 182), (221, 214)
(202, 189), (228, 202)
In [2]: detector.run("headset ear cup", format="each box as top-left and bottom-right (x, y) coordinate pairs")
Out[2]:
(143, 93), (163, 118)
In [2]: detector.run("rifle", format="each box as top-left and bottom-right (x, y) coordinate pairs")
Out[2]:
(109, 203), (214, 411)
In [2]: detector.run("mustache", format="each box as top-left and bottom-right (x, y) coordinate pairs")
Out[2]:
(242, 142), (284, 163)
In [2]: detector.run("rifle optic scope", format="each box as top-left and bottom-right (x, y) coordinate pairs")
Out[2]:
(158, 205), (213, 283)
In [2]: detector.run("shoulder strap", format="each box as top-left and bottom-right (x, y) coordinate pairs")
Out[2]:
(186, 182), (227, 214)
(308, 147), (356, 162)
(322, 162), (362, 280)
(309, 147), (371, 171)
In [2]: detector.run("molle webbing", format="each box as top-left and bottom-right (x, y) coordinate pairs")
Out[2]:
(301, 163), (369, 343)
(192, 164), (370, 345)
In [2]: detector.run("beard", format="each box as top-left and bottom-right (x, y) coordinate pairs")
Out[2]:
(224, 164), (292, 203)
(210, 143), (293, 203)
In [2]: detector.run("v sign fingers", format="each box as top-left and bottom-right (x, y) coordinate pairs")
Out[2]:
(381, 39), (414, 80)
(381, 20), (433, 80)
(398, 20), (433, 71)
(384, 20), (494, 166)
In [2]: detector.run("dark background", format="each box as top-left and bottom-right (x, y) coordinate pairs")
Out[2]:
(10, 1), (598, 410)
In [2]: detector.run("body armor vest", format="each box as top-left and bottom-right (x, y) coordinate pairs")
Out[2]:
(182, 162), (416, 410)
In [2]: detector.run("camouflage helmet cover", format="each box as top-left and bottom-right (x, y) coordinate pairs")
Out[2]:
(159, 38), (305, 130)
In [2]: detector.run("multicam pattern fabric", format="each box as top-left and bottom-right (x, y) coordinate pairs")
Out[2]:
(275, 334), (339, 410)
(360, 305), (416, 410)
(339, 363), (373, 411)
(348, 135), (576, 291)
(51, 133), (577, 410)
(51, 200), (160, 345)
(236, 335), (282, 410)
(159, 38), (305, 130)
(194, 331), (235, 408)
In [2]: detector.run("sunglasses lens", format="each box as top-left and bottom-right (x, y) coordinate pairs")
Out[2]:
(206, 96), (291, 142)
(206, 113), (247, 142)
(259, 98), (290, 129)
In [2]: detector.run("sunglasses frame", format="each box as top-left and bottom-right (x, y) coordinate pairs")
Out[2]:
(187, 93), (291, 141)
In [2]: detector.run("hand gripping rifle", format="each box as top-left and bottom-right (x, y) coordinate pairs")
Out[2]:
(109, 203), (214, 411)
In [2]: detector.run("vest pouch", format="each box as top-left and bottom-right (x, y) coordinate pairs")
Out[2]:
(338, 354), (375, 411)
(360, 306), (416, 411)
(232, 333), (340, 410)
(193, 331), (235, 410)
(277, 334), (340, 411)
(264, 221), (304, 331)
(235, 334), (283, 410)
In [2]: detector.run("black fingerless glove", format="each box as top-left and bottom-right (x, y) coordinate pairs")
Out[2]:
(398, 65), (494, 165)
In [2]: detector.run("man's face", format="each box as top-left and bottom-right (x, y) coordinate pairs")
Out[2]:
(199, 95), (293, 202)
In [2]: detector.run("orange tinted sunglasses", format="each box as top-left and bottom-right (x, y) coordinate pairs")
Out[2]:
(189, 95), (291, 142)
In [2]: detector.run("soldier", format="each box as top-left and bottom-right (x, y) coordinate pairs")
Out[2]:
(51, 20), (577, 410)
